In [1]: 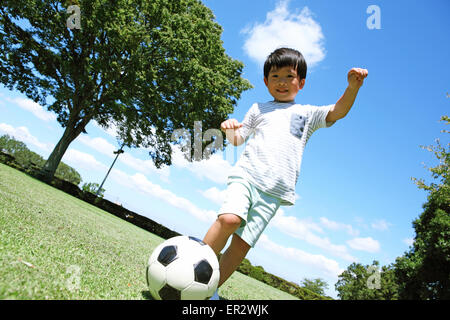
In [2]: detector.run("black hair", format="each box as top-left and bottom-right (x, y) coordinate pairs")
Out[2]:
(263, 47), (307, 80)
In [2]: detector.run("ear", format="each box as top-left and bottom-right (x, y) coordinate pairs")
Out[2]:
(264, 77), (269, 87)
(298, 78), (305, 90)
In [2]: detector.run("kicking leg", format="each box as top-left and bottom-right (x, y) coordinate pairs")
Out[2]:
(203, 213), (243, 255)
(217, 233), (251, 287)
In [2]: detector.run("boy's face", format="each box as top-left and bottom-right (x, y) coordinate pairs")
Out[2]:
(264, 66), (305, 102)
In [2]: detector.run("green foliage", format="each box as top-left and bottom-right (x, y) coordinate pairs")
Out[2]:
(236, 258), (330, 300)
(0, 134), (37, 167)
(55, 161), (82, 186)
(0, 0), (252, 180)
(395, 116), (450, 299)
(82, 182), (104, 198)
(0, 134), (81, 185)
(249, 265), (265, 281)
(301, 278), (329, 296)
(335, 261), (399, 300)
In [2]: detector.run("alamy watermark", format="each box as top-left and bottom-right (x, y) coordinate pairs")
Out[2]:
(366, 265), (381, 290)
(171, 121), (225, 162)
(366, 5), (381, 30)
(66, 5), (381, 32)
(66, 5), (81, 30)
(65, 265), (82, 291)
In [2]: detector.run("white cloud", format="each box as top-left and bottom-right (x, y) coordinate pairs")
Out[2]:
(257, 234), (344, 278)
(110, 170), (217, 224)
(403, 238), (414, 247)
(347, 237), (380, 253)
(7, 97), (56, 122)
(62, 148), (108, 172)
(78, 134), (170, 181)
(271, 210), (356, 261)
(90, 123), (230, 184)
(172, 147), (231, 185)
(78, 135), (116, 158)
(320, 217), (360, 237)
(93, 120), (119, 138)
(120, 152), (170, 181)
(275, 209), (324, 233)
(371, 219), (391, 231)
(242, 0), (326, 67)
(0, 123), (53, 152)
(93, 121), (230, 185)
(199, 186), (226, 205)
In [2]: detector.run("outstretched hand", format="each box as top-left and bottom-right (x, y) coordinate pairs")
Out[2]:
(348, 68), (368, 90)
(220, 119), (243, 132)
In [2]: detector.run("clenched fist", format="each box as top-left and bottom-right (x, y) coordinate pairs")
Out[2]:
(220, 119), (243, 132)
(348, 68), (368, 90)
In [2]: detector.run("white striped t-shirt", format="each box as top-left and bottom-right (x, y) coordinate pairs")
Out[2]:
(229, 100), (335, 206)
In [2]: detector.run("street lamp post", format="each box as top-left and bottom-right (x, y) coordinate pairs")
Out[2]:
(96, 142), (125, 197)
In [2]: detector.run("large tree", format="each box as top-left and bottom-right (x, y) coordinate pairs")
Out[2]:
(395, 116), (450, 299)
(0, 0), (252, 181)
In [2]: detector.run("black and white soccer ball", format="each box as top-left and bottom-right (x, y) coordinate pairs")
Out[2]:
(146, 235), (220, 300)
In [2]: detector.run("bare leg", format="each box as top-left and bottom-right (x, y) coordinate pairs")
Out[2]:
(217, 233), (250, 287)
(203, 213), (242, 255)
(203, 214), (251, 287)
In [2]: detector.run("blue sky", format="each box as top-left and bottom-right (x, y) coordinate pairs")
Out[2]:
(0, 0), (449, 298)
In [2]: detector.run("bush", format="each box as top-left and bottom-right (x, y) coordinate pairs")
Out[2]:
(82, 182), (105, 198)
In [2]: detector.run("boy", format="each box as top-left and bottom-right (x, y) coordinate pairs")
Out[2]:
(203, 47), (368, 299)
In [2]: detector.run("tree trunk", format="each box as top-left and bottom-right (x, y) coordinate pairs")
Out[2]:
(38, 122), (84, 183)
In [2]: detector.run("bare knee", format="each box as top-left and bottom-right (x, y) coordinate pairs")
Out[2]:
(218, 214), (242, 231)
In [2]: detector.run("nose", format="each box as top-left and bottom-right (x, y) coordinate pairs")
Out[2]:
(277, 77), (288, 86)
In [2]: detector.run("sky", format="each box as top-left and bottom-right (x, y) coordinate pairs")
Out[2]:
(0, 0), (449, 298)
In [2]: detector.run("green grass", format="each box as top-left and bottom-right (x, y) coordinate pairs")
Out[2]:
(0, 163), (298, 300)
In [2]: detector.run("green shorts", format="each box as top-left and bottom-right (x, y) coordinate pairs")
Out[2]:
(218, 176), (281, 247)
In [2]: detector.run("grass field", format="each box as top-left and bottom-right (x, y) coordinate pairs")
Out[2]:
(0, 163), (298, 300)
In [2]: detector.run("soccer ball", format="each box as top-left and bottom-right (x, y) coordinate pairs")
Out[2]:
(146, 235), (220, 300)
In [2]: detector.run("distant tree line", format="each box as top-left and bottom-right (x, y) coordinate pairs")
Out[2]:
(0, 134), (105, 198)
(236, 258), (332, 300)
(0, 134), (81, 185)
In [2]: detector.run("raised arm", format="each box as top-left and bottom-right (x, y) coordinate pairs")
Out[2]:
(326, 68), (368, 122)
